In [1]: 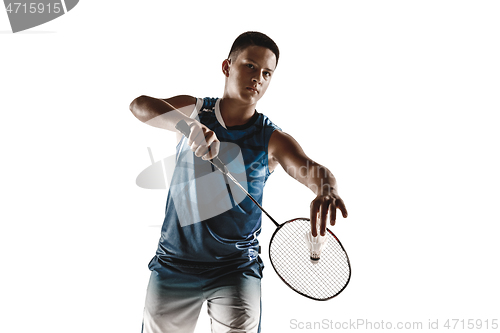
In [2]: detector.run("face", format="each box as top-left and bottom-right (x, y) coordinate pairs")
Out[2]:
(223, 45), (277, 105)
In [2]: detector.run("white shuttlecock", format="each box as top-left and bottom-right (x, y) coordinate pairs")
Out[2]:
(305, 231), (328, 264)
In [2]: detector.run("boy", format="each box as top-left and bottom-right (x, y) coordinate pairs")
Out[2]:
(130, 31), (347, 333)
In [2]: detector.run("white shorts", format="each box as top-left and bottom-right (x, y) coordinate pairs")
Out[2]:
(142, 258), (262, 333)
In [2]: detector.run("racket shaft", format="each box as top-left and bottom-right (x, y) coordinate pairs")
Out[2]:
(175, 120), (279, 227)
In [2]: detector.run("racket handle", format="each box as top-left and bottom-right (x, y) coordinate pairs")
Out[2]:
(175, 119), (191, 137)
(174, 119), (228, 175)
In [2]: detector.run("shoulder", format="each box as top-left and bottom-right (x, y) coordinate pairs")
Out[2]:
(199, 97), (218, 112)
(258, 112), (281, 131)
(162, 96), (219, 118)
(268, 130), (307, 166)
(269, 130), (297, 152)
(268, 130), (293, 171)
(196, 98), (221, 128)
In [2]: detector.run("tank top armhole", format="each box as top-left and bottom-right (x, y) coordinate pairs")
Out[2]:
(191, 97), (204, 118)
(264, 127), (281, 178)
(176, 97), (204, 153)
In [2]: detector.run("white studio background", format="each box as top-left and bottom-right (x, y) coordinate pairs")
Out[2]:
(1, 1), (499, 332)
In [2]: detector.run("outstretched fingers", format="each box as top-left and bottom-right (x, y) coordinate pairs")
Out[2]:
(310, 200), (321, 237)
(329, 200), (337, 227)
(319, 200), (329, 236)
(311, 195), (348, 236)
(329, 196), (348, 226)
(336, 197), (348, 219)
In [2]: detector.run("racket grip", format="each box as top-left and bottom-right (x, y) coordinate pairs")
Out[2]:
(175, 119), (191, 137)
(175, 119), (228, 175)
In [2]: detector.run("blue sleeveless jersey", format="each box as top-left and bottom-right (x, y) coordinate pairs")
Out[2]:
(153, 97), (281, 272)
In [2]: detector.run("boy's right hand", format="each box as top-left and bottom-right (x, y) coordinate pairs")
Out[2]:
(184, 120), (220, 160)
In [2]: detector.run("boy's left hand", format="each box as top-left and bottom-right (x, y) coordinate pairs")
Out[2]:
(310, 192), (347, 237)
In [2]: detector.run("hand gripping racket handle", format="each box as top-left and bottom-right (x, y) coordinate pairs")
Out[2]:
(175, 119), (280, 227)
(175, 120), (227, 174)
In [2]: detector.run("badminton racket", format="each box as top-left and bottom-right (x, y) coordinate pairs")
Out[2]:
(175, 120), (351, 300)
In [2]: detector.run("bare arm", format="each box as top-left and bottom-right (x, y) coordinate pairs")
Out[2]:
(129, 95), (196, 131)
(269, 130), (348, 236)
(129, 95), (220, 159)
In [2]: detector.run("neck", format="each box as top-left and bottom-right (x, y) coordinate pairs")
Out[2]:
(219, 97), (256, 127)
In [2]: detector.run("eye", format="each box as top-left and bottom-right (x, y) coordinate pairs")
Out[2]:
(246, 63), (255, 69)
(264, 71), (271, 77)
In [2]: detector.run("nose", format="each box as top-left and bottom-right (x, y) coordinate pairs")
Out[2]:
(252, 72), (263, 85)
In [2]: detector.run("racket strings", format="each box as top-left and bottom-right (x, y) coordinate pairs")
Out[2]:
(269, 219), (350, 300)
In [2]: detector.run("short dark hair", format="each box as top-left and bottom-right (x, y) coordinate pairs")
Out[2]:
(227, 31), (280, 66)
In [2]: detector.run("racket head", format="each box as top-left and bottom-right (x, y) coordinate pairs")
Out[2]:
(269, 218), (351, 301)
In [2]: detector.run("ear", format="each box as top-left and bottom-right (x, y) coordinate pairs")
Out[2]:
(222, 59), (231, 77)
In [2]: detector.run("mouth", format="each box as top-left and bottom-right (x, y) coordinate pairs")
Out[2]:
(246, 87), (259, 94)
